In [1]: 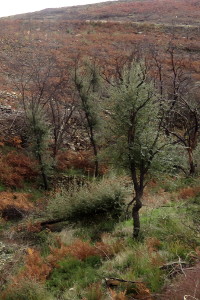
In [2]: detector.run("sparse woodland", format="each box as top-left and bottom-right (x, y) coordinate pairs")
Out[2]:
(0, 1), (200, 299)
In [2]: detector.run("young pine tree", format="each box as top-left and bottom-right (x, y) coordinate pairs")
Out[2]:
(27, 105), (52, 190)
(105, 61), (171, 238)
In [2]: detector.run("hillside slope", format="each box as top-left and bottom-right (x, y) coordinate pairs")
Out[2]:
(5, 0), (200, 25)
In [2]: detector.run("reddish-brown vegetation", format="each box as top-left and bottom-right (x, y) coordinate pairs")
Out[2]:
(9, 0), (200, 26)
(14, 248), (52, 283)
(0, 192), (34, 212)
(56, 150), (107, 175)
(5, 238), (119, 289)
(0, 2), (199, 299)
(0, 192), (34, 221)
(109, 289), (127, 300)
(146, 237), (161, 253)
(178, 187), (200, 199)
(0, 151), (37, 188)
(0, 1), (199, 95)
(48, 238), (116, 268)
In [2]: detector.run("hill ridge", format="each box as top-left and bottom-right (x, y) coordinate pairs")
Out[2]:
(2, 0), (200, 26)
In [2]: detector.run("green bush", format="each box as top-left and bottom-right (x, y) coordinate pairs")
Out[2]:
(47, 177), (126, 225)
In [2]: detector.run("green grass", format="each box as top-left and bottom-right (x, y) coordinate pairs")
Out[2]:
(99, 197), (199, 294)
(99, 243), (165, 292)
(141, 205), (198, 247)
(47, 256), (102, 295)
(2, 280), (54, 300)
(2, 173), (200, 300)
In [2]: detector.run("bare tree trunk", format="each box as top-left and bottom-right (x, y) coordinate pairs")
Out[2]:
(188, 148), (195, 175)
(85, 111), (99, 177)
(32, 114), (49, 190)
(132, 193), (143, 239)
(90, 135), (99, 177)
(38, 152), (49, 190)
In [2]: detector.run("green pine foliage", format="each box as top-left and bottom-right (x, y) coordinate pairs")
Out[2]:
(26, 105), (52, 189)
(104, 62), (171, 174)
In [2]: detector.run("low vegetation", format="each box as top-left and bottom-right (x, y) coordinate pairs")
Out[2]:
(0, 174), (199, 299)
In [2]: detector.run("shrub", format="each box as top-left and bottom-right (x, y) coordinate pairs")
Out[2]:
(0, 151), (37, 188)
(47, 177), (126, 225)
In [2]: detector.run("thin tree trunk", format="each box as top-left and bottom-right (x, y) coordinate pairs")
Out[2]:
(53, 130), (58, 158)
(38, 152), (49, 190)
(81, 104), (99, 177)
(32, 113), (49, 190)
(92, 139), (99, 178)
(188, 148), (195, 175)
(87, 115), (99, 177)
(94, 157), (99, 178)
(132, 194), (143, 239)
(41, 171), (48, 190)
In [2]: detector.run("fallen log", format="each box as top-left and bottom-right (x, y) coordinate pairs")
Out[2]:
(40, 217), (67, 227)
(104, 277), (143, 287)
